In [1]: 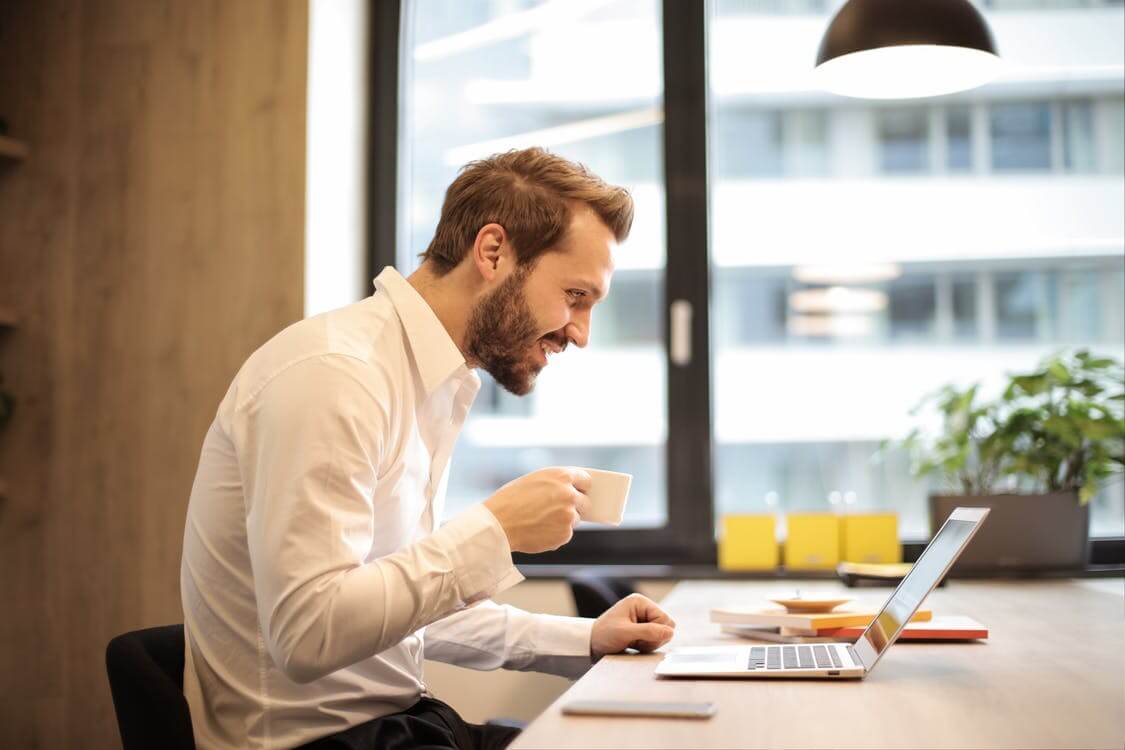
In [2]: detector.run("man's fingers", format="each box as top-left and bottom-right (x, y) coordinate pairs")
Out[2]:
(573, 491), (592, 521)
(626, 594), (677, 628)
(590, 610), (676, 658)
(565, 466), (592, 494)
(630, 624), (675, 652)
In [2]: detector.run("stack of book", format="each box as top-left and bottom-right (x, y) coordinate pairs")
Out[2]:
(711, 605), (988, 644)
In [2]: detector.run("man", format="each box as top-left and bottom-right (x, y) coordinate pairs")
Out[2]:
(181, 147), (676, 750)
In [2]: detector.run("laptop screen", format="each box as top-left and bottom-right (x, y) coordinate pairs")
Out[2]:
(854, 508), (987, 670)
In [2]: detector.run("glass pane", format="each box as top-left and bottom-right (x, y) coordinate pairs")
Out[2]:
(714, 270), (789, 345)
(708, 1), (1125, 539)
(401, 0), (668, 528)
(994, 271), (1044, 339)
(717, 0), (830, 13)
(951, 274), (978, 339)
(946, 106), (973, 172)
(784, 110), (830, 176)
(984, 1), (1124, 8)
(878, 108), (930, 173)
(990, 102), (1052, 170)
(888, 274), (937, 340)
(715, 110), (783, 178)
(1101, 98), (1125, 172)
(1055, 268), (1104, 339)
(1062, 100), (1097, 172)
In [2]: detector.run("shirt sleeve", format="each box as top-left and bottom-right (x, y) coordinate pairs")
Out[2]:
(230, 354), (524, 684)
(423, 602), (596, 680)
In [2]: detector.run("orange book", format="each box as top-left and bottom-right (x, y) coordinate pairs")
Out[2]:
(819, 615), (988, 640)
(710, 606), (932, 632)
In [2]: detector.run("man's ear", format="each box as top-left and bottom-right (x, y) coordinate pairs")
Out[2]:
(470, 223), (508, 282)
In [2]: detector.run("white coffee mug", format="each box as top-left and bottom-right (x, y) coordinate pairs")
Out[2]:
(578, 468), (632, 526)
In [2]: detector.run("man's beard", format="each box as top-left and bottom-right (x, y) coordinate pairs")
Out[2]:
(464, 267), (543, 396)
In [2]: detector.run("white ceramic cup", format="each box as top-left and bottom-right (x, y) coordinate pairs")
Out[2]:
(577, 468), (632, 526)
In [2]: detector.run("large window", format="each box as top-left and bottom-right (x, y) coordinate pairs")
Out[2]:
(376, 0), (1125, 561)
(710, 0), (1125, 539)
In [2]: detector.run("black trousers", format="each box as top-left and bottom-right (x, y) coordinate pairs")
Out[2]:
(297, 697), (522, 750)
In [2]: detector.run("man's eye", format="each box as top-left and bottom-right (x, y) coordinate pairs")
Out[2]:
(567, 289), (586, 300)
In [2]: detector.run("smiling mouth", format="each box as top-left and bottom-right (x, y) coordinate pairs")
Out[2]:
(535, 336), (566, 366)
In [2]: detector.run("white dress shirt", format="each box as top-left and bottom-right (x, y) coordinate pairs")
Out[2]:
(181, 267), (595, 750)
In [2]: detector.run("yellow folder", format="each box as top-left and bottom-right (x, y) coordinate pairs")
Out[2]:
(718, 514), (778, 571)
(784, 513), (840, 570)
(840, 513), (901, 564)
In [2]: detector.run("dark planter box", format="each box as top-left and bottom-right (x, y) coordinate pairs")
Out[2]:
(929, 492), (1089, 575)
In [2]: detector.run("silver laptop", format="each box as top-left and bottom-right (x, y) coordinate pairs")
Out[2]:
(655, 507), (989, 679)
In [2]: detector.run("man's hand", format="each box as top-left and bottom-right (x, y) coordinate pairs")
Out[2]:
(590, 594), (676, 660)
(483, 467), (592, 553)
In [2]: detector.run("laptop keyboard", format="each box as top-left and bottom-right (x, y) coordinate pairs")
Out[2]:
(749, 645), (843, 671)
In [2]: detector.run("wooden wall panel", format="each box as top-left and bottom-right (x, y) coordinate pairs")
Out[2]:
(0, 3), (79, 747)
(0, 1), (308, 746)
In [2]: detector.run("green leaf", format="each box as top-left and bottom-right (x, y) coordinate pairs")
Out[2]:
(1047, 360), (1072, 384)
(1079, 484), (1095, 505)
(1075, 380), (1104, 398)
(1009, 373), (1050, 397)
(1081, 420), (1121, 440)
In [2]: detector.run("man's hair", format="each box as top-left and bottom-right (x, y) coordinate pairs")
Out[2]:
(420, 147), (634, 274)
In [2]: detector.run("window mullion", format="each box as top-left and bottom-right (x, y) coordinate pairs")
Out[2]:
(662, 0), (715, 564)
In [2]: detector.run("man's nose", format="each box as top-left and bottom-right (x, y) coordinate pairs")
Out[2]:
(565, 311), (591, 348)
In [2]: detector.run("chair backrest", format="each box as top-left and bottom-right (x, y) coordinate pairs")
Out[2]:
(105, 624), (195, 750)
(566, 570), (637, 619)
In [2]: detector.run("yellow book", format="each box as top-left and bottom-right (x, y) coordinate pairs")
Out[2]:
(840, 513), (902, 564)
(718, 514), (778, 571)
(784, 513), (840, 570)
(837, 561), (913, 578)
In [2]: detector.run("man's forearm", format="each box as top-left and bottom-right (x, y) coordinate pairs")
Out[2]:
(424, 600), (595, 679)
(258, 504), (523, 683)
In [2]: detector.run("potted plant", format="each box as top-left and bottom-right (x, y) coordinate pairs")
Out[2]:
(903, 350), (1124, 573)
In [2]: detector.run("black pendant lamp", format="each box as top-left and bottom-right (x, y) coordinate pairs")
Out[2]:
(814, 0), (1001, 99)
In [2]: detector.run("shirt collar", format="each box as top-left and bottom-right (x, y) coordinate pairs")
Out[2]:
(373, 266), (468, 396)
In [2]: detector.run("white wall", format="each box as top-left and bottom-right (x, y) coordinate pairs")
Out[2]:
(305, 0), (369, 316)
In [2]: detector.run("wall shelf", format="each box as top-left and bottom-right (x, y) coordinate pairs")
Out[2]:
(0, 135), (30, 160)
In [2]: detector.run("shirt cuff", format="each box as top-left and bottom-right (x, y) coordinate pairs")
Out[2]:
(533, 613), (596, 657)
(440, 503), (525, 606)
(526, 614), (596, 679)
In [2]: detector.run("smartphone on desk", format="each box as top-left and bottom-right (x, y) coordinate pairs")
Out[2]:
(561, 700), (716, 719)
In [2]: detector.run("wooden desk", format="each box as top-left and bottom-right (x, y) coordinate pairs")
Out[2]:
(512, 579), (1125, 749)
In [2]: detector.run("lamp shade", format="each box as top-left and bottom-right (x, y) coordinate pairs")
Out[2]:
(814, 0), (1001, 99)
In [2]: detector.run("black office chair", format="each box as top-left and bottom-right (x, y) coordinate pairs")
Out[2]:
(105, 624), (195, 750)
(566, 569), (637, 619)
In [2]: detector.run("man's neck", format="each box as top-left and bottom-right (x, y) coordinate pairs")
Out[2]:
(406, 263), (474, 362)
